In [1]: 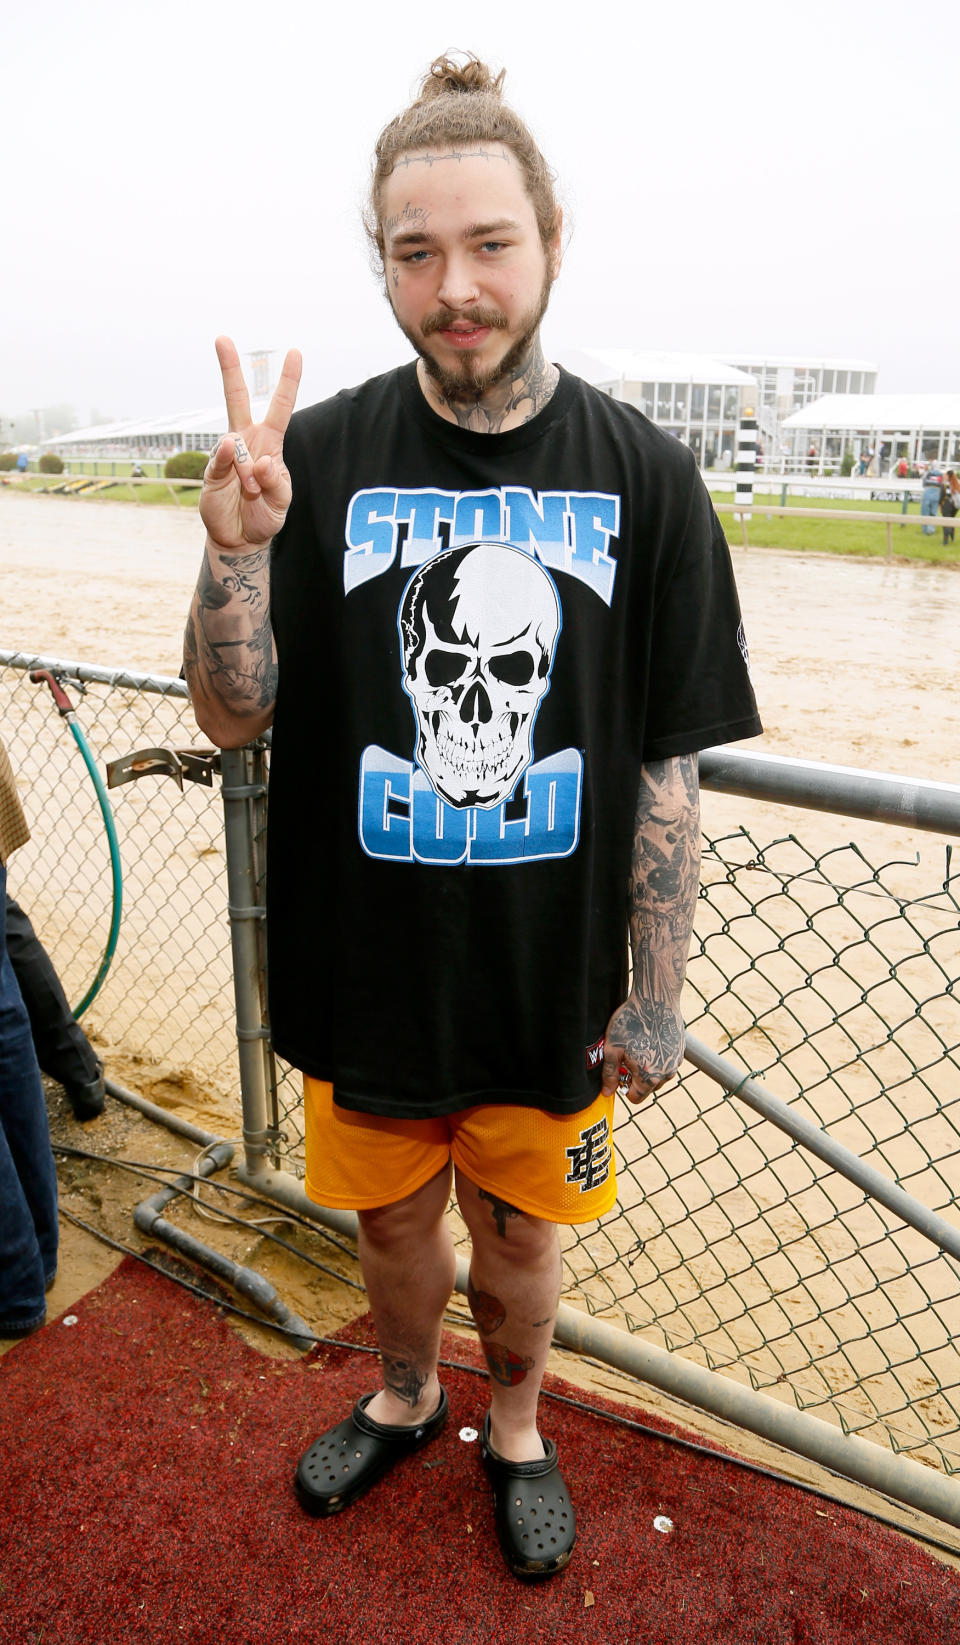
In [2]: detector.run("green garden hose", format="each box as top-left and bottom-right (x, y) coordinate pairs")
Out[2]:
(30, 669), (123, 1017)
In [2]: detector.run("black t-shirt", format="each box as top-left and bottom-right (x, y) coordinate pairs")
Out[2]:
(267, 363), (761, 1118)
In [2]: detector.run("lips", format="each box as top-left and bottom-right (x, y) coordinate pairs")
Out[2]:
(440, 325), (491, 348)
(421, 307), (508, 343)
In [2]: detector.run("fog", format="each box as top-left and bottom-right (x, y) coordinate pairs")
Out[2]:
(4, 0), (956, 429)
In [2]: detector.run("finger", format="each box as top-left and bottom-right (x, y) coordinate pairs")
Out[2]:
(624, 1071), (669, 1105)
(205, 434), (260, 497)
(262, 348), (303, 439)
(215, 335), (253, 433)
(205, 435), (239, 480)
(600, 1053), (625, 1096)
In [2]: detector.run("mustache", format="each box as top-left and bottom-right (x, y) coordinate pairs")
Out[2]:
(421, 307), (509, 337)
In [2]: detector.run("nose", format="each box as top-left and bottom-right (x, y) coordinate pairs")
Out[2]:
(437, 252), (480, 311)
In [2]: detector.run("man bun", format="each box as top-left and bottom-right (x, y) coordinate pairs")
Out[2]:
(416, 53), (506, 104)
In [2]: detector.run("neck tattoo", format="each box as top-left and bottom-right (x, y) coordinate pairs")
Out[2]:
(420, 336), (559, 435)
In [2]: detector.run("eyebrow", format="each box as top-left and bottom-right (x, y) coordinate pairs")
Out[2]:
(387, 218), (522, 249)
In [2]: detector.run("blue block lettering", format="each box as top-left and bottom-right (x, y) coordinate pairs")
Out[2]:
(344, 491), (398, 593)
(452, 490), (504, 544)
(564, 493), (619, 603)
(411, 772), (468, 863)
(358, 746), (412, 860)
(397, 490), (456, 567)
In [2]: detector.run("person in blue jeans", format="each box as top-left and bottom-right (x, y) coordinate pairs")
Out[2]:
(0, 736), (59, 1338)
(921, 469), (943, 535)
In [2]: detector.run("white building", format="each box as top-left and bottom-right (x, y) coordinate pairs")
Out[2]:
(781, 393), (960, 475)
(567, 349), (757, 469)
(567, 348), (880, 470)
(45, 406), (227, 465)
(720, 355), (878, 461)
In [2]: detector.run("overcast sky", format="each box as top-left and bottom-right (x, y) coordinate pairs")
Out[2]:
(5, 0), (957, 427)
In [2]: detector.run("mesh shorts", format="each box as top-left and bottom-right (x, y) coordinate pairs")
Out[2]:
(303, 1078), (618, 1225)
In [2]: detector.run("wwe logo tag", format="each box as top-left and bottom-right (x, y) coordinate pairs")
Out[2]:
(565, 1116), (611, 1194)
(585, 1037), (604, 1070)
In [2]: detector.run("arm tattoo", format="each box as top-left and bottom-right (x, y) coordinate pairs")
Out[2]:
(628, 754), (701, 1010)
(184, 543), (276, 718)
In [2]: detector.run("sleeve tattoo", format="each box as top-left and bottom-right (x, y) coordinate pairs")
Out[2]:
(184, 545), (277, 718)
(621, 753), (701, 1062)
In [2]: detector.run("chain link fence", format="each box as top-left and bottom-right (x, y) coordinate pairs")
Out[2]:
(2, 651), (959, 1488)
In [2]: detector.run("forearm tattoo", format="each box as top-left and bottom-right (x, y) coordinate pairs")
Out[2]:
(627, 753), (701, 1016)
(183, 544), (276, 718)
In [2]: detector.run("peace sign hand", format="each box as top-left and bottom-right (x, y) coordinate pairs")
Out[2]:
(199, 336), (302, 552)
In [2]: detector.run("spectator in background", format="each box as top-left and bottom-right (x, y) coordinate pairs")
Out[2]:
(15, 452), (28, 479)
(940, 470), (958, 547)
(5, 896), (104, 1120)
(921, 468), (943, 536)
(0, 735), (59, 1338)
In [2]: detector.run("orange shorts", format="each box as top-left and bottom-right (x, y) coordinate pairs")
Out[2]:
(303, 1078), (618, 1225)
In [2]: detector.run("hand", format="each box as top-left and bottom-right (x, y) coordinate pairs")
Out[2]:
(199, 335), (302, 552)
(600, 995), (685, 1104)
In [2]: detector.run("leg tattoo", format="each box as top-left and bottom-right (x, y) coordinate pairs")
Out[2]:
(381, 1351), (428, 1408)
(478, 1190), (522, 1239)
(467, 1273), (506, 1336)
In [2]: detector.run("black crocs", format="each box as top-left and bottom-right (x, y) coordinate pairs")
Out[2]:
(480, 1415), (577, 1579)
(294, 1388), (449, 1516)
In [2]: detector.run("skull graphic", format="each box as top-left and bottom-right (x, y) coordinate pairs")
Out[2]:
(399, 542), (561, 809)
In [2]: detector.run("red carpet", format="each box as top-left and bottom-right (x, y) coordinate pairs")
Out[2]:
(0, 1256), (957, 1645)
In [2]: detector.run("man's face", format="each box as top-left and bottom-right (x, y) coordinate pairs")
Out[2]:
(380, 145), (559, 402)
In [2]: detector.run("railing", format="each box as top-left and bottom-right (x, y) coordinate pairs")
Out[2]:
(2, 649), (959, 1528)
(1, 471), (204, 505)
(709, 499), (955, 557)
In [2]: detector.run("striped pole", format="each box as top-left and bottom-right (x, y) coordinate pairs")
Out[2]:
(734, 406), (757, 518)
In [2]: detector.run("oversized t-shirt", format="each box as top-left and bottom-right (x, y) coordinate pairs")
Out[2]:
(266, 362), (761, 1118)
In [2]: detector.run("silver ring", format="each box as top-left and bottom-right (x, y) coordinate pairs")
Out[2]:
(615, 1072), (631, 1098)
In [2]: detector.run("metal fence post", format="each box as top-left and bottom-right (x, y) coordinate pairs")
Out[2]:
(734, 405), (757, 527)
(220, 743), (274, 1176)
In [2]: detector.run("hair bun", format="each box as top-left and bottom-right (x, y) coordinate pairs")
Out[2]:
(418, 52), (506, 103)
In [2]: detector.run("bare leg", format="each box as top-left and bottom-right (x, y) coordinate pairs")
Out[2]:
(360, 1162), (456, 1429)
(455, 1168), (562, 1463)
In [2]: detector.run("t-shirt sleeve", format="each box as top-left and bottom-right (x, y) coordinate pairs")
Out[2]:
(642, 470), (762, 760)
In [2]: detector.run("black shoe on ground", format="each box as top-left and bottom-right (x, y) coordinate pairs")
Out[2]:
(65, 1060), (105, 1121)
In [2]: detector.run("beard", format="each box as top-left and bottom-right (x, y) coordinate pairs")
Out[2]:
(392, 268), (553, 404)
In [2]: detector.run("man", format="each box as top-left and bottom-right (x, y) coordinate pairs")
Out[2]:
(185, 54), (760, 1581)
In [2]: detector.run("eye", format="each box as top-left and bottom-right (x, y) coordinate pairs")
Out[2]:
(425, 650), (469, 687)
(402, 249), (431, 264)
(489, 652), (535, 686)
(481, 241), (506, 254)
